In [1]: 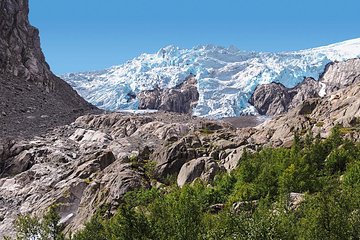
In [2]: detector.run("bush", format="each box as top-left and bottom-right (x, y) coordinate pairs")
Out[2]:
(14, 206), (64, 240)
(12, 128), (360, 239)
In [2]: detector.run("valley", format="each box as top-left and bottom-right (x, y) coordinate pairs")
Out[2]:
(0, 0), (359, 239)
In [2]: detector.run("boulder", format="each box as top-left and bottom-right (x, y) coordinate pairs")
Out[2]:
(222, 145), (255, 172)
(249, 82), (292, 115)
(177, 157), (223, 187)
(209, 204), (225, 214)
(249, 78), (320, 116)
(232, 200), (258, 214)
(153, 135), (201, 178)
(287, 192), (305, 211)
(1, 150), (34, 177)
(69, 129), (112, 143)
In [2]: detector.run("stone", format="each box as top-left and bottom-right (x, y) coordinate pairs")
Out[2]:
(232, 200), (258, 214)
(287, 192), (305, 211)
(209, 204), (225, 214)
(320, 59), (360, 94)
(69, 129), (111, 144)
(249, 82), (292, 115)
(1, 150), (34, 177)
(177, 157), (222, 187)
(153, 135), (200, 178)
(222, 145), (255, 172)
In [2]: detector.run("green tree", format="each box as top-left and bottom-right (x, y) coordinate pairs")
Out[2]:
(15, 206), (64, 240)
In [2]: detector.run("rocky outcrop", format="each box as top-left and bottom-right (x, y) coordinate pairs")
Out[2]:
(320, 58), (360, 94)
(221, 145), (256, 172)
(153, 134), (202, 178)
(177, 157), (223, 187)
(0, 0), (51, 86)
(138, 75), (199, 114)
(288, 78), (321, 109)
(0, 108), (273, 238)
(249, 82), (292, 115)
(0, 112), (243, 237)
(250, 82), (360, 146)
(250, 58), (360, 116)
(0, 0), (96, 138)
(249, 78), (320, 116)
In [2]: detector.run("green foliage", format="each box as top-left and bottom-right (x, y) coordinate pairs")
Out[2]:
(14, 206), (64, 240)
(15, 214), (42, 240)
(12, 128), (360, 239)
(315, 121), (325, 127)
(199, 127), (214, 135)
(128, 154), (139, 166)
(73, 129), (360, 239)
(71, 215), (107, 240)
(143, 160), (157, 180)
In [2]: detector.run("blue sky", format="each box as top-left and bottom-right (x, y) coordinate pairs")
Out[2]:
(29, 0), (360, 74)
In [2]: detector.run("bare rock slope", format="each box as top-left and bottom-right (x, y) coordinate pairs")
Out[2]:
(0, 1), (359, 237)
(0, 0), (96, 138)
(1, 76), (359, 236)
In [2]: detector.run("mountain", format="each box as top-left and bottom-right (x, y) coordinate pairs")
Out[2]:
(1, 0), (360, 237)
(0, 0), (96, 138)
(62, 39), (360, 118)
(2, 59), (360, 237)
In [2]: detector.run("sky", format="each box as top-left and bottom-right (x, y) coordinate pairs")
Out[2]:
(29, 0), (360, 74)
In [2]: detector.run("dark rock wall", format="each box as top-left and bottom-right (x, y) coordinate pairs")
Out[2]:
(0, 0), (96, 138)
(138, 75), (199, 114)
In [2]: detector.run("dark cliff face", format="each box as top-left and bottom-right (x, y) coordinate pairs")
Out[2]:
(137, 75), (199, 114)
(249, 82), (292, 116)
(249, 78), (321, 116)
(0, 0), (96, 138)
(0, 0), (52, 88)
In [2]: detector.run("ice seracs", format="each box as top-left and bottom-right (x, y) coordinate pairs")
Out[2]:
(62, 38), (360, 118)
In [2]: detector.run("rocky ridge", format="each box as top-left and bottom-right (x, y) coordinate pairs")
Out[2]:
(0, 0), (96, 138)
(250, 58), (360, 116)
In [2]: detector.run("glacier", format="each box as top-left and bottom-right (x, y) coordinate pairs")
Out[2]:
(62, 38), (360, 118)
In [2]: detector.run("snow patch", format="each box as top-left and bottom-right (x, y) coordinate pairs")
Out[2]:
(319, 82), (327, 97)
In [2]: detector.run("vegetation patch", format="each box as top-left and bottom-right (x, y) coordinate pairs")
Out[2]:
(315, 121), (325, 127)
(199, 127), (214, 135)
(10, 127), (360, 240)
